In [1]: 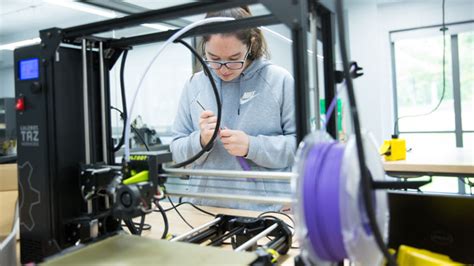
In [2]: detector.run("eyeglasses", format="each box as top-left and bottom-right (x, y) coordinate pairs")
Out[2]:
(204, 44), (252, 70)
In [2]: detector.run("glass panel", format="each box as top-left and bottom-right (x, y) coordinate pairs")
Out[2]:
(463, 132), (474, 150)
(402, 132), (470, 194)
(459, 31), (474, 131)
(421, 176), (459, 194)
(109, 39), (193, 141)
(461, 132), (473, 194)
(394, 36), (454, 132)
(400, 132), (456, 151)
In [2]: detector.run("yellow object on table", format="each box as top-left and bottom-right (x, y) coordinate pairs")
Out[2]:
(380, 136), (406, 161)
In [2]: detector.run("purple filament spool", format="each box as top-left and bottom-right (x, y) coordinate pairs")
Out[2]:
(303, 141), (347, 261)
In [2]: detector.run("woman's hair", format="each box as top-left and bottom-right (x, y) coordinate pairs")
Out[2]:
(200, 6), (269, 60)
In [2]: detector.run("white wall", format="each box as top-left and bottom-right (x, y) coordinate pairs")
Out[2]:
(0, 67), (14, 98)
(346, 0), (474, 144)
(262, 25), (294, 75)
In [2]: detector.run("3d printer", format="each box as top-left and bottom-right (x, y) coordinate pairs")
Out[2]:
(15, 0), (431, 265)
(14, 1), (336, 264)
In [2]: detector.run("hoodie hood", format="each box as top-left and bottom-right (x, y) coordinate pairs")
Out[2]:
(241, 58), (272, 80)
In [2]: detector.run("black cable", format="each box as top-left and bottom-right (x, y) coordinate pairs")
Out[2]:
(393, 0), (447, 136)
(121, 216), (150, 235)
(121, 222), (151, 231)
(260, 215), (294, 231)
(142, 224), (152, 230)
(258, 215), (299, 249)
(111, 106), (123, 116)
(167, 39), (222, 168)
(113, 49), (129, 152)
(137, 215), (145, 235)
(120, 50), (129, 124)
(131, 125), (150, 151)
(335, 1), (396, 265)
(160, 201), (216, 217)
(123, 218), (138, 235)
(167, 196), (194, 229)
(257, 211), (296, 231)
(155, 201), (169, 239)
(111, 106), (150, 151)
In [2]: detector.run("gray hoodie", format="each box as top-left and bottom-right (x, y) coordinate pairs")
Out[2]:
(170, 58), (296, 211)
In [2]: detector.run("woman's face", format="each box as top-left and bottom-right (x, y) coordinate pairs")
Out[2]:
(205, 35), (250, 81)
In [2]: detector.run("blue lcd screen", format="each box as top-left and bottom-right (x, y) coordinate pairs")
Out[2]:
(19, 58), (39, 80)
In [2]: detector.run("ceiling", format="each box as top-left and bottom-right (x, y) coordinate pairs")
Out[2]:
(0, 0), (195, 68)
(0, 0), (451, 69)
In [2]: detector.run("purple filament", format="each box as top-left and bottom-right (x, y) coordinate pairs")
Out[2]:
(237, 156), (251, 171)
(324, 96), (338, 128)
(303, 142), (347, 261)
(237, 156), (255, 181)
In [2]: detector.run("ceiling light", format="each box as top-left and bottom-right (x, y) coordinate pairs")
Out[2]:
(0, 38), (41, 51)
(261, 27), (322, 58)
(0, 1), (175, 50)
(45, 0), (173, 32)
(141, 23), (173, 31)
(261, 27), (292, 43)
(44, 0), (118, 18)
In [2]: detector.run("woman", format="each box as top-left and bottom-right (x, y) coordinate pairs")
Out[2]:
(170, 7), (296, 211)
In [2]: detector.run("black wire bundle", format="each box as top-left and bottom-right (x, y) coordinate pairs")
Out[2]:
(335, 0), (397, 265)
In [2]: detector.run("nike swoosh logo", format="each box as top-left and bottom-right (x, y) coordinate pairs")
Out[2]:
(240, 93), (259, 105)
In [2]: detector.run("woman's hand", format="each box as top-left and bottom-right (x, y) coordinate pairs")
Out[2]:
(199, 110), (217, 147)
(219, 129), (250, 157)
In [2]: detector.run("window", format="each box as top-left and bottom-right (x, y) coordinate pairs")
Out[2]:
(391, 22), (473, 194)
(459, 31), (474, 132)
(394, 35), (453, 132)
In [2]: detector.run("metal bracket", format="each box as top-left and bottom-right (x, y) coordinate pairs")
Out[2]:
(335, 61), (364, 84)
(260, 0), (307, 29)
(373, 177), (433, 190)
(39, 27), (64, 65)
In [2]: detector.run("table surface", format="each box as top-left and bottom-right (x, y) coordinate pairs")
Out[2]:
(383, 147), (474, 176)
